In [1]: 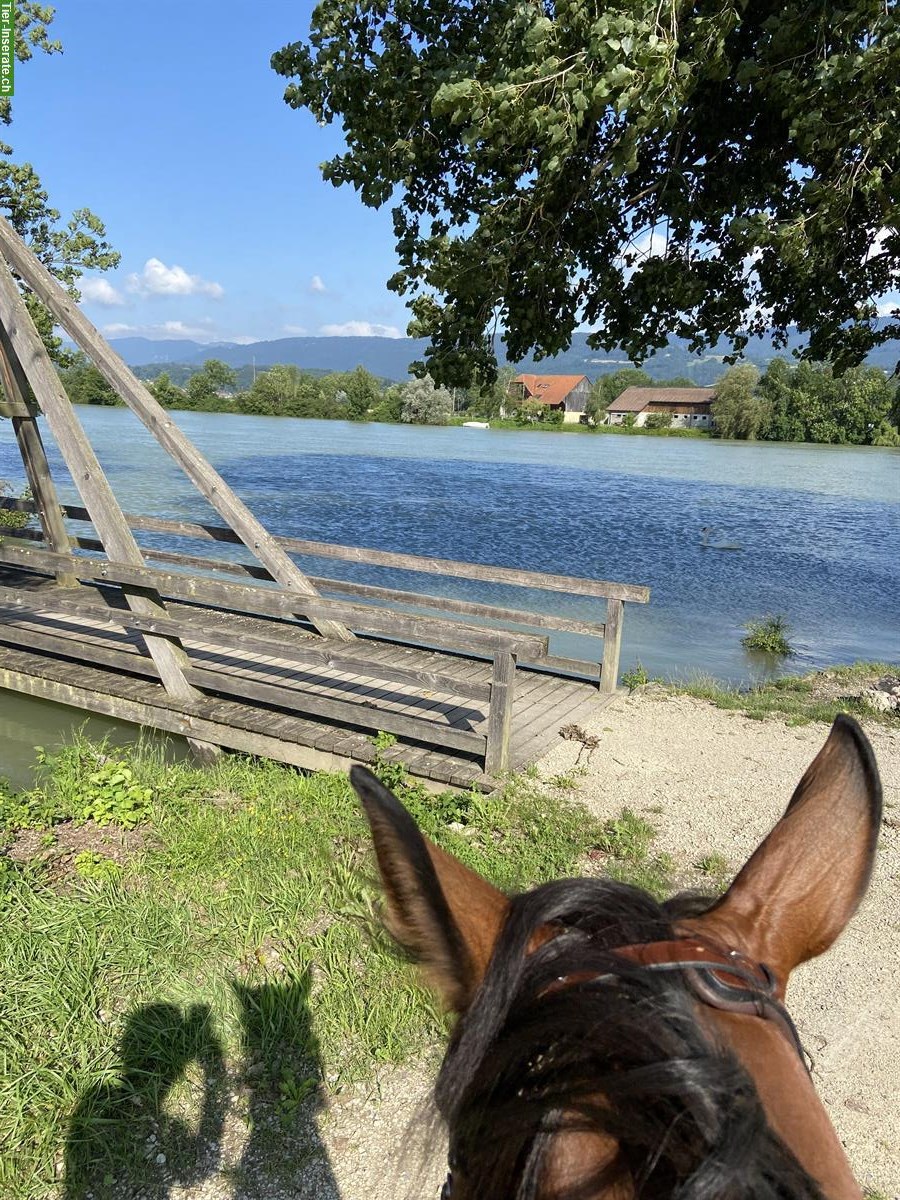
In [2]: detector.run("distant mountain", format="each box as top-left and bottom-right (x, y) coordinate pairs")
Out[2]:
(104, 325), (900, 386)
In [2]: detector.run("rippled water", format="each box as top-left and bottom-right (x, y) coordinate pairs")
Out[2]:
(1, 409), (897, 783)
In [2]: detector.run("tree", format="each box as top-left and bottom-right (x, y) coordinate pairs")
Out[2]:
(758, 359), (897, 444)
(147, 372), (186, 409)
(400, 375), (453, 425)
(1, 7), (119, 366)
(59, 356), (120, 406)
(338, 365), (381, 420)
(199, 359), (237, 394)
(711, 365), (769, 440)
(275, 2), (900, 387)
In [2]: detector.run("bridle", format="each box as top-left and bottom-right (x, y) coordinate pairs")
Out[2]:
(440, 933), (809, 1199)
(612, 933), (809, 1068)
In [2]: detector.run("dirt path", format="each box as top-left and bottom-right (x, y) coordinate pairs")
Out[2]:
(170, 695), (898, 1200)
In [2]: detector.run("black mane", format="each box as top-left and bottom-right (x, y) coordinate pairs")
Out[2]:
(434, 878), (825, 1200)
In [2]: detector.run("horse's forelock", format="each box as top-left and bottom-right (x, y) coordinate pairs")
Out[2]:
(434, 877), (825, 1200)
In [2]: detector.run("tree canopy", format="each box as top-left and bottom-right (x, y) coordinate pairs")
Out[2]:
(275, 0), (900, 387)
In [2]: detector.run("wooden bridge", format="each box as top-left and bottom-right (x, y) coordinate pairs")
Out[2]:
(0, 218), (649, 790)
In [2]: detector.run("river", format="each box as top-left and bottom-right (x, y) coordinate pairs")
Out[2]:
(1, 409), (897, 785)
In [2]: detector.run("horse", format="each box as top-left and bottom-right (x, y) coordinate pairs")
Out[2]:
(349, 714), (882, 1200)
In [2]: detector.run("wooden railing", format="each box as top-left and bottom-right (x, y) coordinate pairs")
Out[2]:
(0, 499), (650, 773)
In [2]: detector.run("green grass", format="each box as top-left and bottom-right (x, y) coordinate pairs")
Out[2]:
(621, 661), (650, 693)
(741, 614), (794, 656)
(670, 662), (898, 726)
(0, 736), (618, 1199)
(593, 808), (674, 898)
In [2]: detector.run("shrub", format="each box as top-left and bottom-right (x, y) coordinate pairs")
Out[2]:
(77, 762), (152, 828)
(0, 481), (32, 531)
(741, 615), (794, 656)
(621, 662), (650, 692)
(644, 412), (672, 430)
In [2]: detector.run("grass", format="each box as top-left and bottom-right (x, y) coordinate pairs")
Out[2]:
(592, 808), (674, 899)
(621, 662), (650, 693)
(741, 614), (794, 656)
(669, 661), (898, 727)
(0, 735), (623, 1199)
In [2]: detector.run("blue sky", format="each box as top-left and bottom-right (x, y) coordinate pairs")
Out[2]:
(10, 1), (409, 344)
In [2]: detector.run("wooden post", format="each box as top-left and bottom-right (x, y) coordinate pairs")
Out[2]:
(599, 597), (623, 692)
(0, 216), (352, 642)
(0, 258), (220, 761)
(0, 323), (77, 586)
(485, 649), (516, 774)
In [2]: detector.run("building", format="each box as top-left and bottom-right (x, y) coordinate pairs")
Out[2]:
(506, 374), (592, 423)
(605, 387), (716, 429)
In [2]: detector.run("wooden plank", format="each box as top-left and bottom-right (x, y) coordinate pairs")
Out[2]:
(0, 263), (208, 714)
(600, 597), (624, 693)
(39, 503), (651, 604)
(0, 648), (487, 787)
(0, 612), (486, 754)
(484, 650), (517, 775)
(0, 216), (352, 642)
(62, 539), (609, 639)
(0, 541), (550, 659)
(182, 664), (487, 755)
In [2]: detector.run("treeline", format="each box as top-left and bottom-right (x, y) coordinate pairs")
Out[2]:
(57, 354), (900, 445)
(710, 361), (900, 446)
(58, 357), (460, 425)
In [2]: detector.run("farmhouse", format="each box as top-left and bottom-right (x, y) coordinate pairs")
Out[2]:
(506, 374), (592, 423)
(605, 386), (716, 429)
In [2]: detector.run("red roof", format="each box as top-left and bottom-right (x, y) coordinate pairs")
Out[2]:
(608, 386), (716, 412)
(512, 374), (589, 407)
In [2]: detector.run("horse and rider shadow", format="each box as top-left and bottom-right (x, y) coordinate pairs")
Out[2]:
(63, 971), (342, 1199)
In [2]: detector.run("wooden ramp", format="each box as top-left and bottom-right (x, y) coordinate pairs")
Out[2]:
(0, 570), (616, 790)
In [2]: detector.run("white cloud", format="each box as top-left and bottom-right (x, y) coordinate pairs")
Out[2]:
(127, 257), (224, 299)
(877, 296), (900, 316)
(80, 277), (125, 306)
(319, 321), (402, 338)
(630, 228), (669, 259)
(309, 275), (326, 293)
(282, 324), (308, 336)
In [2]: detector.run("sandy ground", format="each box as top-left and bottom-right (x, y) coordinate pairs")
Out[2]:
(157, 694), (899, 1200)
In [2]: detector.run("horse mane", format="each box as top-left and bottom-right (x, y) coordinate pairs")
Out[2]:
(434, 878), (825, 1200)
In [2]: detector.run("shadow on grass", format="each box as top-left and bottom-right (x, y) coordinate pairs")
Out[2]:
(64, 974), (341, 1199)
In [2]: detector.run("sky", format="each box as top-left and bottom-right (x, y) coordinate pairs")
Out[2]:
(9, 1), (409, 345)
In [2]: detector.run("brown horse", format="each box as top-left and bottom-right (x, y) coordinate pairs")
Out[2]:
(349, 714), (881, 1200)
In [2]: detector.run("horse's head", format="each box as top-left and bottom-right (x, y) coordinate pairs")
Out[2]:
(350, 714), (881, 1200)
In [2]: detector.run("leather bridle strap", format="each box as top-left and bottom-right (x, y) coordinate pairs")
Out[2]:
(612, 936), (810, 1071)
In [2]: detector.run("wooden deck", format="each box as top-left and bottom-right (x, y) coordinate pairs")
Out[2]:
(0, 576), (615, 790)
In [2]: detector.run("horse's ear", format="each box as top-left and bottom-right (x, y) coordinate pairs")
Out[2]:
(350, 766), (509, 1012)
(690, 715), (882, 985)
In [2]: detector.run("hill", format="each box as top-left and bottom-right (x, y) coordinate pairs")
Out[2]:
(106, 326), (900, 386)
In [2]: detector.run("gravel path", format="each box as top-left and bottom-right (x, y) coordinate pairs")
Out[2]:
(152, 695), (900, 1200)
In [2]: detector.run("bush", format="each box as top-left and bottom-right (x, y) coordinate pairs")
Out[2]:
(644, 413), (672, 430)
(0, 481), (32, 531)
(741, 615), (794, 656)
(621, 662), (650, 692)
